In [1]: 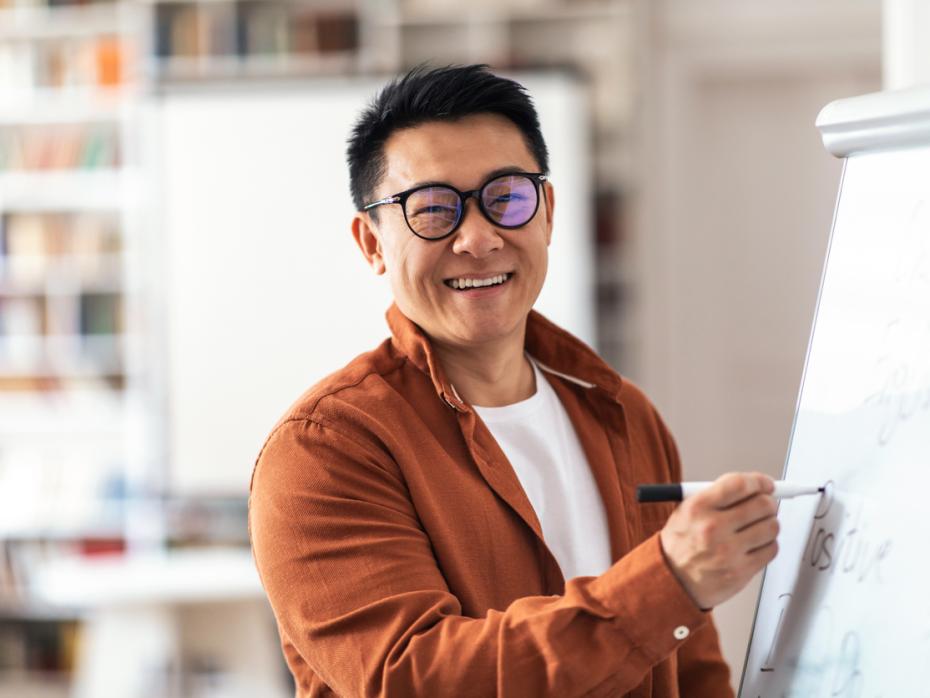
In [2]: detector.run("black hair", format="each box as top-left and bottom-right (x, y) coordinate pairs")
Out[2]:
(346, 64), (549, 217)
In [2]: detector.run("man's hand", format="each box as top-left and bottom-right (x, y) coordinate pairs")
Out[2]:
(659, 472), (779, 610)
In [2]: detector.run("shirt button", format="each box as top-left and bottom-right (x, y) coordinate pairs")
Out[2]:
(673, 625), (690, 640)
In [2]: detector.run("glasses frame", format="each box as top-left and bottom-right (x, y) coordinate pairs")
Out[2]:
(362, 171), (548, 241)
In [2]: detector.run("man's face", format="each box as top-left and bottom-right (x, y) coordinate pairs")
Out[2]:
(353, 113), (554, 350)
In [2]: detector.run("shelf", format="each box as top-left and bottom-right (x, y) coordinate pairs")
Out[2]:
(0, 4), (125, 41)
(149, 0), (360, 4)
(0, 254), (124, 296)
(31, 547), (263, 608)
(150, 51), (359, 81)
(377, 2), (627, 28)
(0, 387), (125, 426)
(0, 90), (129, 125)
(0, 601), (81, 621)
(0, 492), (127, 546)
(0, 671), (70, 698)
(0, 522), (126, 542)
(0, 333), (124, 377)
(0, 170), (129, 211)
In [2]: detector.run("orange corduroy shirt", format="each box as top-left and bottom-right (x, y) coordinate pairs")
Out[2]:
(248, 304), (733, 697)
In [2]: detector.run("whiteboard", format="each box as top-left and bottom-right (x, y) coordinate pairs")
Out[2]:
(741, 88), (930, 696)
(151, 74), (594, 495)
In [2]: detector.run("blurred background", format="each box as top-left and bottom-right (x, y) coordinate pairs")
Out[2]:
(0, 0), (926, 696)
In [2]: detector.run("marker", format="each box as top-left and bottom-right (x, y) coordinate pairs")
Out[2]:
(636, 481), (824, 503)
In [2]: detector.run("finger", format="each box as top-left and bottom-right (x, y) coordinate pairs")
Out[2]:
(694, 472), (774, 510)
(735, 516), (780, 553)
(730, 494), (778, 534)
(746, 539), (779, 567)
(702, 493), (776, 539)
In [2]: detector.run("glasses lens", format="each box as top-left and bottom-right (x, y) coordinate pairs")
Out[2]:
(404, 187), (461, 239)
(481, 175), (538, 228)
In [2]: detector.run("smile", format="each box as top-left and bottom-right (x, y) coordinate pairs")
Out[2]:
(444, 273), (513, 290)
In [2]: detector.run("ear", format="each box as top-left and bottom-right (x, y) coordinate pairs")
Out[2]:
(542, 181), (555, 246)
(352, 212), (386, 275)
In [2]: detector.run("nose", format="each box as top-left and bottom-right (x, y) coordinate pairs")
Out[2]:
(451, 199), (503, 258)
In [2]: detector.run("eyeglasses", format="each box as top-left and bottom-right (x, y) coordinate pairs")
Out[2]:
(362, 171), (548, 241)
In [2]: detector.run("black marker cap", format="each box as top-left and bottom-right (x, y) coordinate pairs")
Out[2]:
(635, 484), (683, 502)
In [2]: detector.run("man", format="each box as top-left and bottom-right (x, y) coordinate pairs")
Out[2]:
(249, 65), (779, 697)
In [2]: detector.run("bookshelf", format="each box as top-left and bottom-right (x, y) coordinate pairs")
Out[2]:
(0, 1), (147, 693)
(0, 0), (635, 694)
(150, 0), (365, 81)
(141, 0), (634, 368)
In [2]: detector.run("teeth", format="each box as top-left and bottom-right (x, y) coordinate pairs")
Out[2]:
(449, 273), (510, 290)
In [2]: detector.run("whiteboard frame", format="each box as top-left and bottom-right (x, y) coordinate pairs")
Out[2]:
(817, 84), (930, 157)
(740, 82), (930, 694)
(736, 158), (848, 696)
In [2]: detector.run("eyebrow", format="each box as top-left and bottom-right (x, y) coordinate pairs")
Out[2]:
(408, 166), (529, 191)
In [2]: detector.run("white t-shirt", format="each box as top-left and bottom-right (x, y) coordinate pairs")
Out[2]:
(472, 360), (613, 580)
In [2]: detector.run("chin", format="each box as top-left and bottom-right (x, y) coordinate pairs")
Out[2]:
(449, 318), (521, 346)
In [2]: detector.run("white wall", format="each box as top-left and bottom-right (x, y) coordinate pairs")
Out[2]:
(151, 74), (594, 495)
(883, 0), (930, 89)
(634, 0), (881, 687)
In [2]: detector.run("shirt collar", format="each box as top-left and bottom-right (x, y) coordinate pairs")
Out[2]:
(385, 303), (624, 408)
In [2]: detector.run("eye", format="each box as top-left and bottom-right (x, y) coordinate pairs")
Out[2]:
(412, 204), (458, 216)
(488, 192), (527, 206)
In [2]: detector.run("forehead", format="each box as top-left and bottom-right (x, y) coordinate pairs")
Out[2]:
(380, 113), (539, 191)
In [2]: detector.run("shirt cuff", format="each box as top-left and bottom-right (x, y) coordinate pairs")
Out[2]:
(588, 532), (709, 664)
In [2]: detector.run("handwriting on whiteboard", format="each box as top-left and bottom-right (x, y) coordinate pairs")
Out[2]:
(865, 199), (930, 446)
(801, 483), (892, 583)
(754, 486), (894, 695)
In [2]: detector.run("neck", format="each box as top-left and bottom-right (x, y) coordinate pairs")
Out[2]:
(432, 327), (535, 408)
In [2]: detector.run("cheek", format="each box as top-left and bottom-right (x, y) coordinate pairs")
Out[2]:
(537, 253), (548, 285)
(386, 244), (440, 295)
(378, 241), (410, 296)
(523, 235), (549, 282)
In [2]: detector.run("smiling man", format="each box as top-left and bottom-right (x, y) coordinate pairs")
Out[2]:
(249, 65), (779, 697)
